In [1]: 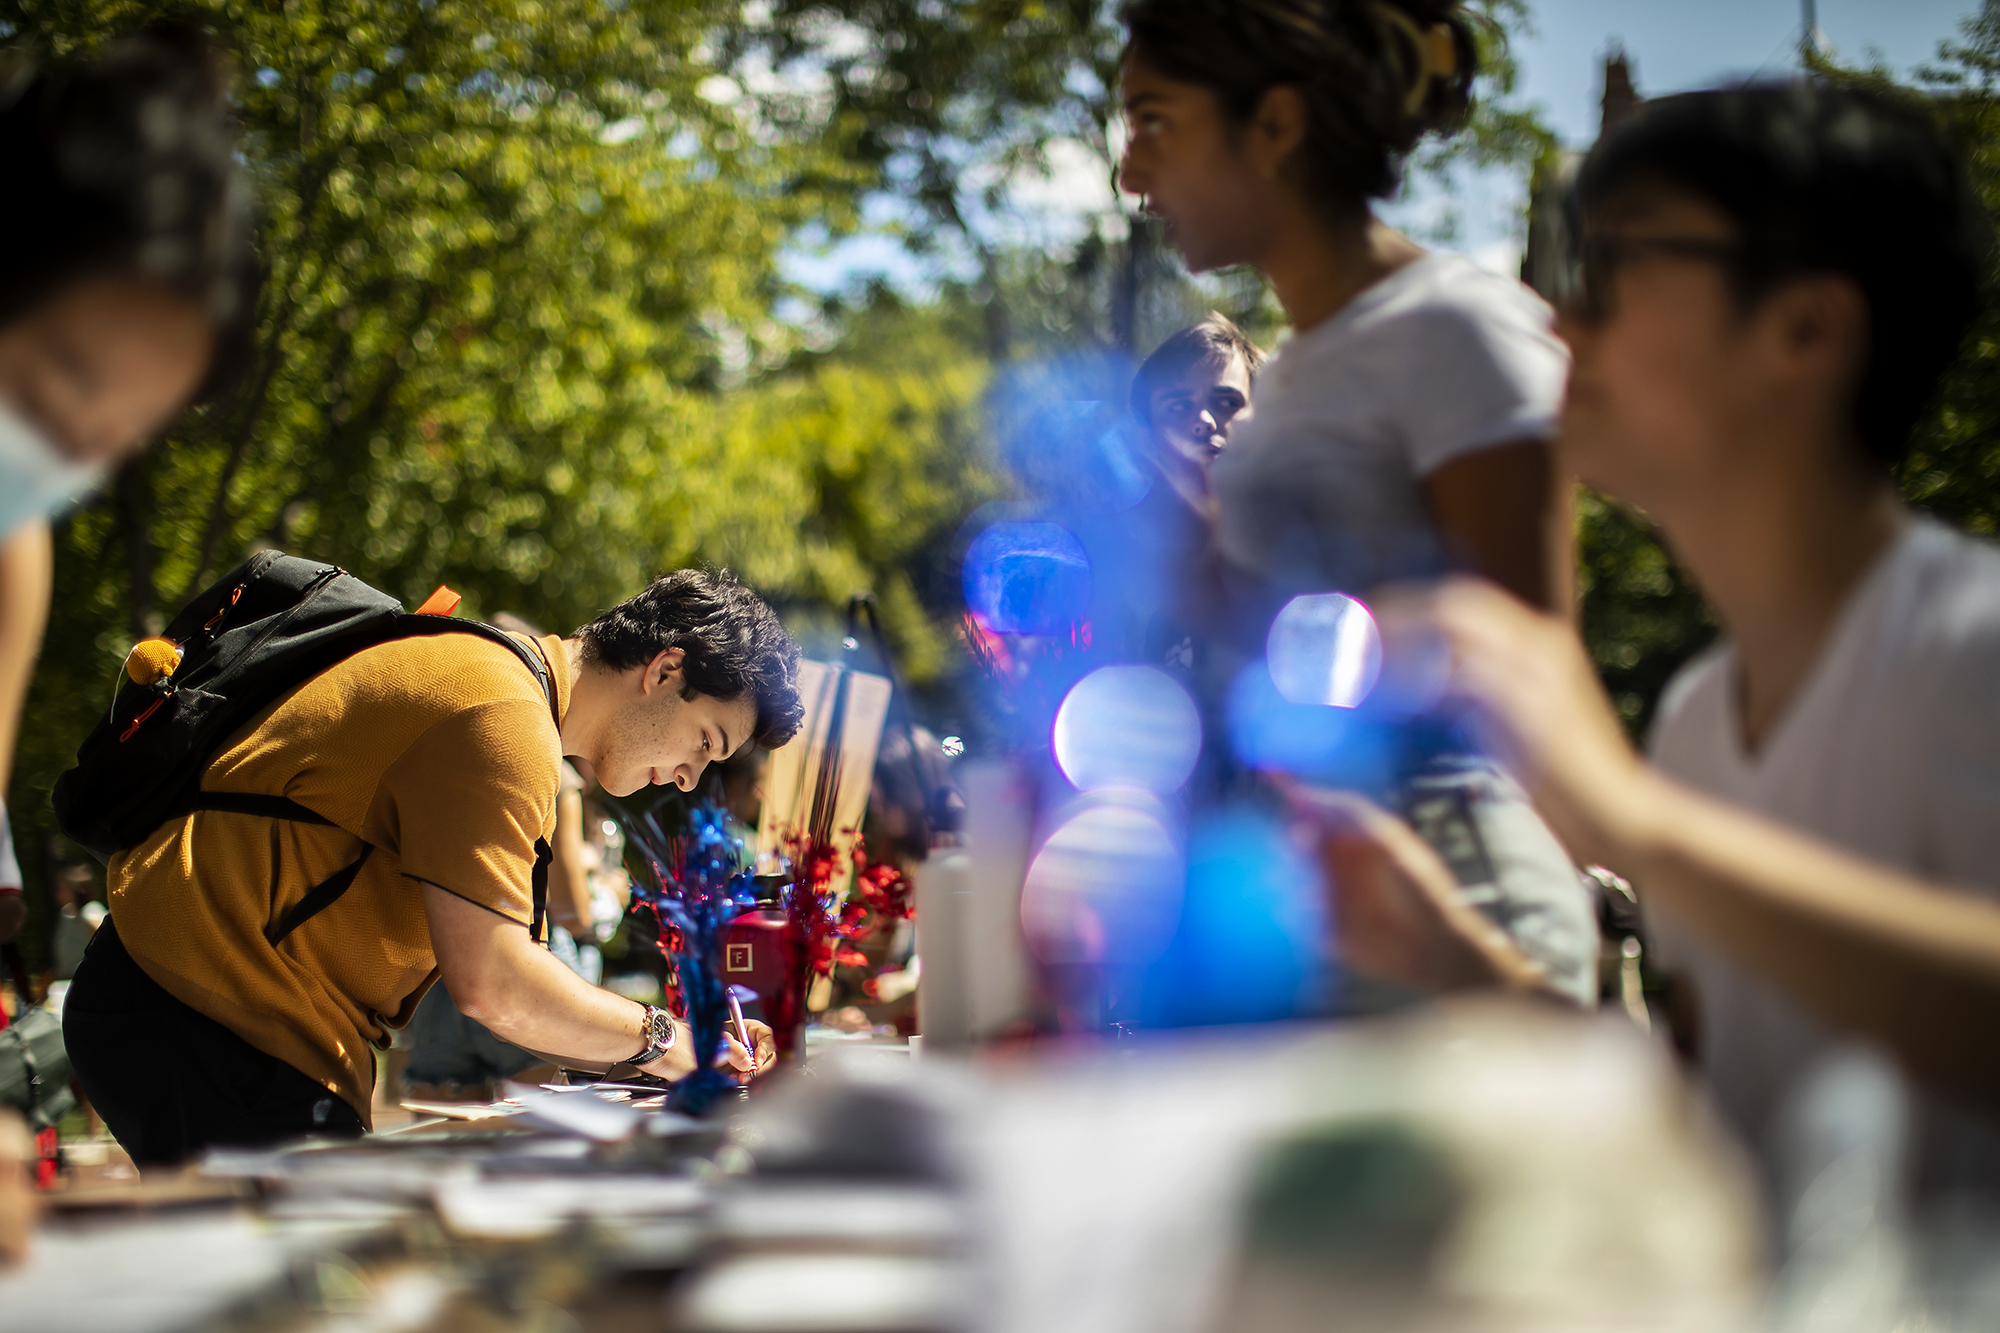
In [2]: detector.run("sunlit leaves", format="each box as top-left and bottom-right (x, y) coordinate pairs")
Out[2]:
(0, 0), (913, 860)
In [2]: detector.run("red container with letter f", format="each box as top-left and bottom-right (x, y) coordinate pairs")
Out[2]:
(723, 903), (806, 1060)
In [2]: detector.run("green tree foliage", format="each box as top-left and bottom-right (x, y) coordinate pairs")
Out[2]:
(0, 1), (1003, 922)
(1904, 1), (2000, 536)
(1577, 495), (1714, 736)
(671, 290), (1003, 681)
(725, 0), (1122, 240)
(733, 0), (1553, 356)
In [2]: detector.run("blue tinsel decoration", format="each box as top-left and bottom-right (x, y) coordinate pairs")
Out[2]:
(620, 802), (756, 1115)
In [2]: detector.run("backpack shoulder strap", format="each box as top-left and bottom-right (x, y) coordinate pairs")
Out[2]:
(186, 792), (336, 827)
(402, 619), (562, 943)
(214, 618), (563, 948)
(266, 846), (375, 946)
(391, 616), (561, 729)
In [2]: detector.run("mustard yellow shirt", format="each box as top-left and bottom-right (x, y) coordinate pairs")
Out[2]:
(109, 632), (571, 1124)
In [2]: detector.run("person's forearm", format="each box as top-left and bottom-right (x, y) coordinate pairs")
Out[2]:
(423, 883), (695, 1079)
(1616, 773), (2000, 1113)
(466, 940), (678, 1073)
(0, 523), (53, 797)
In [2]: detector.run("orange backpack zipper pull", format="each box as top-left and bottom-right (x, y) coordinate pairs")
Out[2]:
(414, 586), (461, 616)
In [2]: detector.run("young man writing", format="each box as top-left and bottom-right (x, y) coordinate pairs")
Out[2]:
(1312, 81), (2000, 1207)
(65, 568), (801, 1165)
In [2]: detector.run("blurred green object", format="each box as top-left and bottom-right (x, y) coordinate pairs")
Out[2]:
(1241, 1121), (1465, 1277)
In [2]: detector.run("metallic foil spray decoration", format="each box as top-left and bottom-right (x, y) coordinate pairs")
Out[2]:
(741, 835), (913, 1062)
(961, 522), (1094, 637)
(619, 803), (754, 1115)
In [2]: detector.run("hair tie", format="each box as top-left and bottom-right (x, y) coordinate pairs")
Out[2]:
(1375, 5), (1460, 115)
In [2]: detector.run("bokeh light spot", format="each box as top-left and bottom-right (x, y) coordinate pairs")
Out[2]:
(1052, 665), (1202, 793)
(1021, 802), (1184, 966)
(1137, 808), (1329, 1027)
(1228, 661), (1353, 773)
(1267, 592), (1382, 708)
(1227, 661), (1395, 790)
(961, 522), (1093, 635)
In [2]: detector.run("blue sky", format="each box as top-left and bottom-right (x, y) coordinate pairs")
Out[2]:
(783, 0), (1986, 298)
(1389, 0), (1984, 266)
(1519, 0), (1976, 148)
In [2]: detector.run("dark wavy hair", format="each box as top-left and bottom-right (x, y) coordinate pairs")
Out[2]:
(578, 569), (803, 750)
(1576, 81), (1987, 467)
(0, 22), (259, 402)
(1120, 0), (1480, 213)
(1130, 313), (1267, 425)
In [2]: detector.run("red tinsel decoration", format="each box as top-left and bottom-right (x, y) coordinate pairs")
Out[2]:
(767, 835), (915, 1050)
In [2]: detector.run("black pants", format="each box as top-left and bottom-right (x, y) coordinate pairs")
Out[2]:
(64, 918), (364, 1166)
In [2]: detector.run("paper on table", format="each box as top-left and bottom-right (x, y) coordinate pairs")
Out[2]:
(432, 1174), (709, 1241)
(505, 1082), (644, 1141)
(397, 1099), (523, 1122)
(673, 1254), (966, 1333)
(0, 1213), (393, 1333)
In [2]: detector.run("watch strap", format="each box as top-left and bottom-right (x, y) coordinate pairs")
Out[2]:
(623, 1003), (676, 1067)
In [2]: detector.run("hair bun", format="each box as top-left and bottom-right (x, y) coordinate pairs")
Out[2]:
(1122, 0), (1480, 206)
(1374, 2), (1470, 124)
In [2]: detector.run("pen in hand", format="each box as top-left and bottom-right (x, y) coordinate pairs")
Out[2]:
(726, 985), (756, 1094)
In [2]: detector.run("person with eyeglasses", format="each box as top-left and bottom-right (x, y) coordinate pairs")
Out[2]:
(1115, 0), (1598, 1005)
(1320, 82), (2000, 1229)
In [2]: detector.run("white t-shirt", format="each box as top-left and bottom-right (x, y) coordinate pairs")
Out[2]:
(1211, 251), (1568, 591)
(1649, 515), (2000, 1197)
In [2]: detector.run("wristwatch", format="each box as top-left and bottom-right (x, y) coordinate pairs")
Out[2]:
(623, 1003), (678, 1068)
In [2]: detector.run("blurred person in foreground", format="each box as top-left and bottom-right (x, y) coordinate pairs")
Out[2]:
(0, 27), (251, 1209)
(67, 571), (798, 1165)
(1315, 83), (2000, 1209)
(0, 1107), (30, 1266)
(0, 27), (256, 799)
(1117, 0), (1596, 1003)
(1120, 0), (1573, 617)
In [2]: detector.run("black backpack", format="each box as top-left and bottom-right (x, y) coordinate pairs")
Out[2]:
(53, 551), (560, 944)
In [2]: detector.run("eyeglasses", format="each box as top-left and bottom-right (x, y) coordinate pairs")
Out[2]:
(1571, 234), (1743, 322)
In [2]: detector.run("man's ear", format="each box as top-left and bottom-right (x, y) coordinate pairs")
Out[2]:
(1768, 274), (1869, 390)
(639, 646), (686, 695)
(1248, 85), (1308, 182)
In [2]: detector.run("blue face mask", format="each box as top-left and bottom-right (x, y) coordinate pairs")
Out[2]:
(0, 400), (105, 539)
